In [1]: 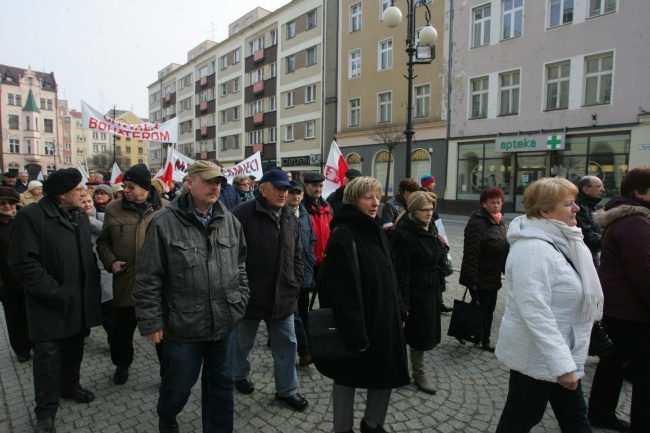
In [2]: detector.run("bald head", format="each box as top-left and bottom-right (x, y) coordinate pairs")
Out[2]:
(578, 176), (604, 198)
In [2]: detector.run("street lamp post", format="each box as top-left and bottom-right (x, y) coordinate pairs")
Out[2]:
(383, 0), (438, 179)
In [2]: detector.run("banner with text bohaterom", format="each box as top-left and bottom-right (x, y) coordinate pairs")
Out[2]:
(155, 144), (263, 185)
(81, 100), (178, 143)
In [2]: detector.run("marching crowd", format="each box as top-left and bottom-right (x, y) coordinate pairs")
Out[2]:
(0, 162), (648, 433)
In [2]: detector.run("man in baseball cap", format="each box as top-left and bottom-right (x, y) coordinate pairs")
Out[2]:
(9, 168), (102, 432)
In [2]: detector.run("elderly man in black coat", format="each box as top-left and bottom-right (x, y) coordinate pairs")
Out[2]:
(9, 168), (102, 433)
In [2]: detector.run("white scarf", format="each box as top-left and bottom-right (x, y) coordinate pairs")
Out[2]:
(546, 219), (604, 322)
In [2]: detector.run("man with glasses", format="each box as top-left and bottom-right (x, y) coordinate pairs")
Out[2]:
(576, 175), (605, 267)
(97, 164), (169, 386)
(9, 168), (102, 433)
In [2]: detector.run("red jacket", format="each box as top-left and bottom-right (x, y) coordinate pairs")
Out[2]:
(303, 194), (333, 266)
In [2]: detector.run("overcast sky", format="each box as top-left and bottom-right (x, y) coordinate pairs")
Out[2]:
(2, 0), (290, 118)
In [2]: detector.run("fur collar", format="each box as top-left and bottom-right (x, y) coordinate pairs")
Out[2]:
(594, 203), (650, 228)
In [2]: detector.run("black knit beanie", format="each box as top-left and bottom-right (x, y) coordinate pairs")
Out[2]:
(123, 164), (151, 190)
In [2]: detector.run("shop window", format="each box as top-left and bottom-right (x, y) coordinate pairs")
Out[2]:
(373, 150), (395, 195)
(346, 153), (362, 173)
(411, 149), (431, 182)
(457, 142), (511, 200)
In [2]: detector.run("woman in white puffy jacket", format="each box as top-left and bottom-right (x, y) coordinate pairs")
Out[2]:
(495, 178), (603, 433)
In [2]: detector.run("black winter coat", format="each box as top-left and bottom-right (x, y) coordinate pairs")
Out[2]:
(218, 181), (242, 211)
(232, 195), (303, 319)
(8, 197), (102, 341)
(315, 204), (409, 389)
(575, 191), (602, 264)
(0, 215), (23, 298)
(393, 216), (443, 351)
(459, 207), (509, 291)
(326, 187), (345, 215)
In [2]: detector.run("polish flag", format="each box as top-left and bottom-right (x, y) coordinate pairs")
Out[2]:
(77, 162), (89, 186)
(155, 145), (174, 191)
(322, 141), (349, 199)
(110, 163), (123, 186)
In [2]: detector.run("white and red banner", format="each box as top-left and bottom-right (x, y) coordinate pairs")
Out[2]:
(154, 144), (263, 185)
(77, 161), (89, 186)
(81, 100), (178, 143)
(110, 163), (123, 186)
(322, 141), (349, 199)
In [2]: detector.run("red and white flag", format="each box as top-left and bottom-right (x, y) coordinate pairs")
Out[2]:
(156, 157), (175, 191)
(322, 141), (349, 199)
(110, 163), (123, 186)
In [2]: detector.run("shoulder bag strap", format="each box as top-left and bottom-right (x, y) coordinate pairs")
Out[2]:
(544, 240), (578, 274)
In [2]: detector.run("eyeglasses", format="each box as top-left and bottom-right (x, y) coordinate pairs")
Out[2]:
(588, 185), (605, 190)
(417, 208), (434, 213)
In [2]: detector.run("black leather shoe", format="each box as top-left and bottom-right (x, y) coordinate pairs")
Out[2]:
(33, 417), (55, 433)
(16, 352), (31, 363)
(440, 304), (453, 314)
(588, 412), (631, 432)
(275, 393), (308, 411)
(360, 418), (388, 433)
(482, 343), (496, 352)
(60, 387), (95, 403)
(159, 419), (179, 433)
(455, 337), (466, 345)
(235, 378), (254, 394)
(113, 366), (129, 385)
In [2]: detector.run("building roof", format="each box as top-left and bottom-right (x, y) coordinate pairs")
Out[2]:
(22, 88), (41, 112)
(0, 64), (57, 91)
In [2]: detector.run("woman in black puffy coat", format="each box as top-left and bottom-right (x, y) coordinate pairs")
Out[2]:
(459, 186), (509, 351)
(393, 191), (445, 394)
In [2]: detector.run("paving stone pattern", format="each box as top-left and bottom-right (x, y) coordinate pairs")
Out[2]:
(0, 215), (631, 432)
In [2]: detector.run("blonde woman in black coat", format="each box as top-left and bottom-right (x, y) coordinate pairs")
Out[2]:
(317, 176), (409, 433)
(393, 191), (445, 394)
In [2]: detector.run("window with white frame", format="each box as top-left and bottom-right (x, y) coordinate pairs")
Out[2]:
(221, 110), (228, 124)
(220, 56), (228, 70)
(249, 130), (264, 145)
(7, 94), (14, 105)
(378, 39), (393, 71)
(221, 83), (228, 97)
(233, 78), (240, 92)
(351, 3), (362, 32)
(305, 120), (316, 139)
(305, 85), (317, 103)
(502, 0), (523, 40)
(9, 139), (19, 153)
(378, 92), (392, 122)
(234, 48), (241, 63)
(584, 52), (613, 106)
(269, 127), (277, 143)
(589, 0), (616, 17)
(250, 68), (264, 85)
(306, 47), (317, 66)
(499, 70), (520, 115)
(549, 0), (573, 27)
(470, 76), (489, 118)
(198, 66), (209, 78)
(285, 124), (294, 141)
(307, 10), (317, 29)
(546, 62), (570, 110)
(233, 135), (240, 149)
(221, 137), (228, 150)
(270, 96), (277, 111)
(286, 91), (295, 107)
(271, 30), (278, 45)
(270, 62), (277, 78)
(287, 20), (296, 39)
(415, 84), (431, 117)
(380, 0), (391, 17)
(250, 37), (264, 55)
(233, 106), (240, 120)
(472, 4), (491, 47)
(349, 49), (362, 78)
(349, 98), (361, 127)
(286, 55), (296, 73)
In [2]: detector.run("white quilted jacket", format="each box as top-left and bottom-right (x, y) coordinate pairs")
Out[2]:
(495, 216), (592, 383)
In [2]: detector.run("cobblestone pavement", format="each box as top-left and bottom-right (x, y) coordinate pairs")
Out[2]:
(0, 215), (632, 432)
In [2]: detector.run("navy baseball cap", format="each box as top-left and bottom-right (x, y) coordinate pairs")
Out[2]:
(260, 169), (291, 188)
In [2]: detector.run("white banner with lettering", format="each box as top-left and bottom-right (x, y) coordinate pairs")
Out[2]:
(81, 100), (178, 143)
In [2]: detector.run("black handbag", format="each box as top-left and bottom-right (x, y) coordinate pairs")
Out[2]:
(447, 287), (485, 344)
(308, 229), (362, 360)
(438, 245), (454, 277)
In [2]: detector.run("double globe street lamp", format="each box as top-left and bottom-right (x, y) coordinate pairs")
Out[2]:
(383, 0), (438, 179)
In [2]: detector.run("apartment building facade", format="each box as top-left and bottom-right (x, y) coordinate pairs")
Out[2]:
(147, 1), (328, 176)
(0, 65), (59, 178)
(335, 0), (448, 196)
(446, 0), (650, 213)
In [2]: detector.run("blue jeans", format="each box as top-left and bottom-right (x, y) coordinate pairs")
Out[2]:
(233, 316), (298, 397)
(158, 333), (234, 433)
(496, 369), (592, 433)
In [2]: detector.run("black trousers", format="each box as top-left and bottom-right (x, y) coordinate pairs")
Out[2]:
(496, 370), (591, 433)
(33, 331), (85, 419)
(112, 305), (167, 376)
(589, 317), (650, 433)
(1, 291), (31, 356)
(469, 289), (498, 345)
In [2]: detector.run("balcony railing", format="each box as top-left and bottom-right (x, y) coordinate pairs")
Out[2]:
(253, 49), (264, 63)
(253, 81), (264, 94)
(165, 94), (171, 102)
(200, 126), (208, 136)
(200, 76), (208, 87)
(253, 112), (264, 124)
(199, 101), (207, 111)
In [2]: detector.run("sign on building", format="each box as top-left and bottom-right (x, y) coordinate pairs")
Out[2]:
(495, 134), (565, 153)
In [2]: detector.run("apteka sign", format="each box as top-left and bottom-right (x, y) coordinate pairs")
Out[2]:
(81, 100), (178, 143)
(495, 133), (565, 153)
